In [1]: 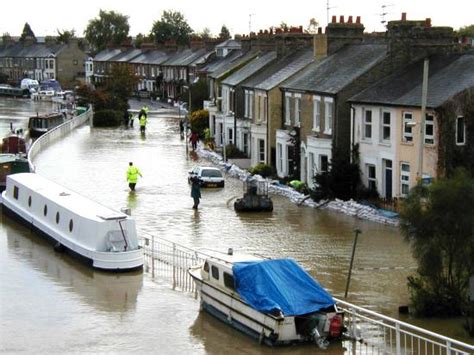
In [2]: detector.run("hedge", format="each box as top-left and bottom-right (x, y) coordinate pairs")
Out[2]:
(93, 110), (124, 127)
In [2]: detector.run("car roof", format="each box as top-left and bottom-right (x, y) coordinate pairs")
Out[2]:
(197, 166), (220, 171)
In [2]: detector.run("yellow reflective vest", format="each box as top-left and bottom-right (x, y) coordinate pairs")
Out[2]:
(127, 166), (142, 183)
(139, 114), (147, 127)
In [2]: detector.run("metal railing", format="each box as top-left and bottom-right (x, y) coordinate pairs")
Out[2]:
(28, 106), (93, 172)
(141, 234), (474, 354)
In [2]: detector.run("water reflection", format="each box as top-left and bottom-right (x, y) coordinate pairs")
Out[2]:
(3, 215), (143, 313)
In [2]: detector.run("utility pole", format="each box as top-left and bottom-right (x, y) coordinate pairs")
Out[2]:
(418, 58), (429, 180)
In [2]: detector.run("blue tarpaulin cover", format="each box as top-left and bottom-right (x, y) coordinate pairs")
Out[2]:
(233, 259), (335, 316)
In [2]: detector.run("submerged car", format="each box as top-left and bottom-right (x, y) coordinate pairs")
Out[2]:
(188, 166), (224, 187)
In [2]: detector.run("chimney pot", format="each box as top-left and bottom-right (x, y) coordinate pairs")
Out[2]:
(340, 15), (345, 23)
(356, 16), (361, 24)
(348, 16), (353, 24)
(318, 27), (322, 34)
(425, 18), (431, 28)
(331, 15), (337, 23)
(401, 13), (407, 21)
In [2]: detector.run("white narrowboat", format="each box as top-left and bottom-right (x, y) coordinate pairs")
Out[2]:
(1, 173), (143, 271)
(188, 249), (345, 348)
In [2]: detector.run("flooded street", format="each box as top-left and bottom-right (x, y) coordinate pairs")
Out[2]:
(0, 98), (470, 352)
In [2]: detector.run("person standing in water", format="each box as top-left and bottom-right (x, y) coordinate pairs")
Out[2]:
(126, 162), (142, 191)
(190, 175), (201, 209)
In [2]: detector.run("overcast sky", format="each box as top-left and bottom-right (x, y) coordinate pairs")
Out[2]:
(2, 0), (472, 38)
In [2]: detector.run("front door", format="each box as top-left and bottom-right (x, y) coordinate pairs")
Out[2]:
(384, 159), (393, 199)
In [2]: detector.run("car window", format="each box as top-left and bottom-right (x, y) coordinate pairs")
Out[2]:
(202, 169), (223, 178)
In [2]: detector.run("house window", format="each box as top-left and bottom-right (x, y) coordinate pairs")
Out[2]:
(28, 196), (32, 207)
(382, 111), (391, 142)
(313, 96), (321, 132)
(456, 116), (466, 145)
(367, 164), (376, 190)
(211, 265), (219, 280)
(324, 99), (333, 134)
(258, 139), (265, 163)
(294, 95), (301, 127)
(320, 155), (329, 173)
(424, 114), (434, 144)
(285, 94), (291, 125)
(403, 112), (414, 142)
(56, 212), (60, 224)
(228, 128), (233, 144)
(223, 272), (235, 290)
(44, 204), (48, 216)
(400, 163), (410, 197)
(69, 219), (74, 232)
(363, 109), (372, 140)
(13, 186), (19, 200)
(277, 143), (283, 172)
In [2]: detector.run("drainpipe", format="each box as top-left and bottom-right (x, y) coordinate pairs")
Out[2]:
(351, 104), (356, 164)
(266, 91), (269, 165)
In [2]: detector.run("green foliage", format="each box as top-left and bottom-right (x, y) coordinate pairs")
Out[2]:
(196, 28), (212, 40)
(190, 80), (208, 111)
(249, 163), (273, 178)
(103, 64), (138, 110)
(225, 144), (247, 158)
(150, 10), (193, 46)
(56, 29), (76, 44)
(189, 109), (209, 137)
(0, 72), (8, 84)
(311, 150), (361, 201)
(305, 18), (319, 34)
(84, 10), (130, 52)
(219, 25), (231, 40)
(134, 33), (150, 48)
(20, 23), (36, 42)
(93, 110), (124, 127)
(400, 168), (474, 317)
(457, 24), (474, 37)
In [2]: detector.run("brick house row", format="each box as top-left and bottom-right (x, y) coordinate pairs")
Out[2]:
(206, 14), (472, 199)
(0, 38), (88, 88)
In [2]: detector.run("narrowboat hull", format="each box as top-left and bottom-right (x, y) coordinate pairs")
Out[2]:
(1, 173), (143, 271)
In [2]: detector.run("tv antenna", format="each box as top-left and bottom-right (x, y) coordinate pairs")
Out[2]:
(379, 4), (394, 25)
(326, 0), (337, 26)
(249, 13), (255, 33)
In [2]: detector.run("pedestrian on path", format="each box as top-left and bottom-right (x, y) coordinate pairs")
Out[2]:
(189, 131), (199, 151)
(139, 110), (147, 133)
(190, 175), (201, 209)
(126, 162), (142, 191)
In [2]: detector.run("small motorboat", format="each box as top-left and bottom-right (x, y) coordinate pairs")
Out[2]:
(188, 249), (345, 347)
(234, 177), (273, 212)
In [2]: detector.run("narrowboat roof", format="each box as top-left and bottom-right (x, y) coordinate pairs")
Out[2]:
(29, 112), (64, 119)
(8, 173), (127, 221)
(201, 249), (262, 265)
(0, 154), (28, 164)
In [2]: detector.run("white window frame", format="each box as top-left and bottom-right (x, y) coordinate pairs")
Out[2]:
(277, 143), (283, 173)
(456, 116), (466, 145)
(324, 98), (333, 134)
(403, 112), (414, 142)
(381, 111), (391, 142)
(258, 139), (265, 163)
(285, 93), (291, 125)
(400, 162), (410, 197)
(308, 152), (315, 180)
(363, 109), (372, 140)
(367, 164), (377, 191)
(424, 114), (434, 145)
(312, 96), (321, 132)
(294, 94), (301, 127)
(243, 133), (249, 155)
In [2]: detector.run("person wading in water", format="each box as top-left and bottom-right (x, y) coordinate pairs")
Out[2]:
(126, 162), (142, 191)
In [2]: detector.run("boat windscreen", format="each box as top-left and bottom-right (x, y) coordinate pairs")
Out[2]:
(233, 259), (335, 316)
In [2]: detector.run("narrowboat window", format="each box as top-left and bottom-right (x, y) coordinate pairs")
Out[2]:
(28, 196), (32, 207)
(13, 186), (19, 200)
(203, 262), (209, 272)
(56, 212), (60, 224)
(43, 205), (48, 216)
(223, 272), (235, 290)
(69, 219), (73, 232)
(211, 265), (219, 280)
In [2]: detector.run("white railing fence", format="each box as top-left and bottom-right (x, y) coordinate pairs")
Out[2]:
(141, 234), (474, 354)
(28, 106), (93, 172)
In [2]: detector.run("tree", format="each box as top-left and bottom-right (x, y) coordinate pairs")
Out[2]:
(56, 29), (76, 44)
(102, 63), (139, 112)
(84, 10), (130, 52)
(219, 25), (231, 40)
(306, 18), (319, 34)
(19, 23), (36, 42)
(400, 168), (474, 317)
(196, 28), (212, 41)
(457, 24), (474, 37)
(150, 10), (193, 46)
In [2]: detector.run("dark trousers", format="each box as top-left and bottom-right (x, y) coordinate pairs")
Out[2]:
(193, 197), (200, 209)
(129, 183), (136, 191)
(140, 126), (146, 133)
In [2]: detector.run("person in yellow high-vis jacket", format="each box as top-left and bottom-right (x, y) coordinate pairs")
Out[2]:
(126, 162), (142, 191)
(139, 110), (147, 133)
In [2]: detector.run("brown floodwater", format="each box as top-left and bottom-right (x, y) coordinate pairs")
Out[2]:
(0, 98), (471, 352)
